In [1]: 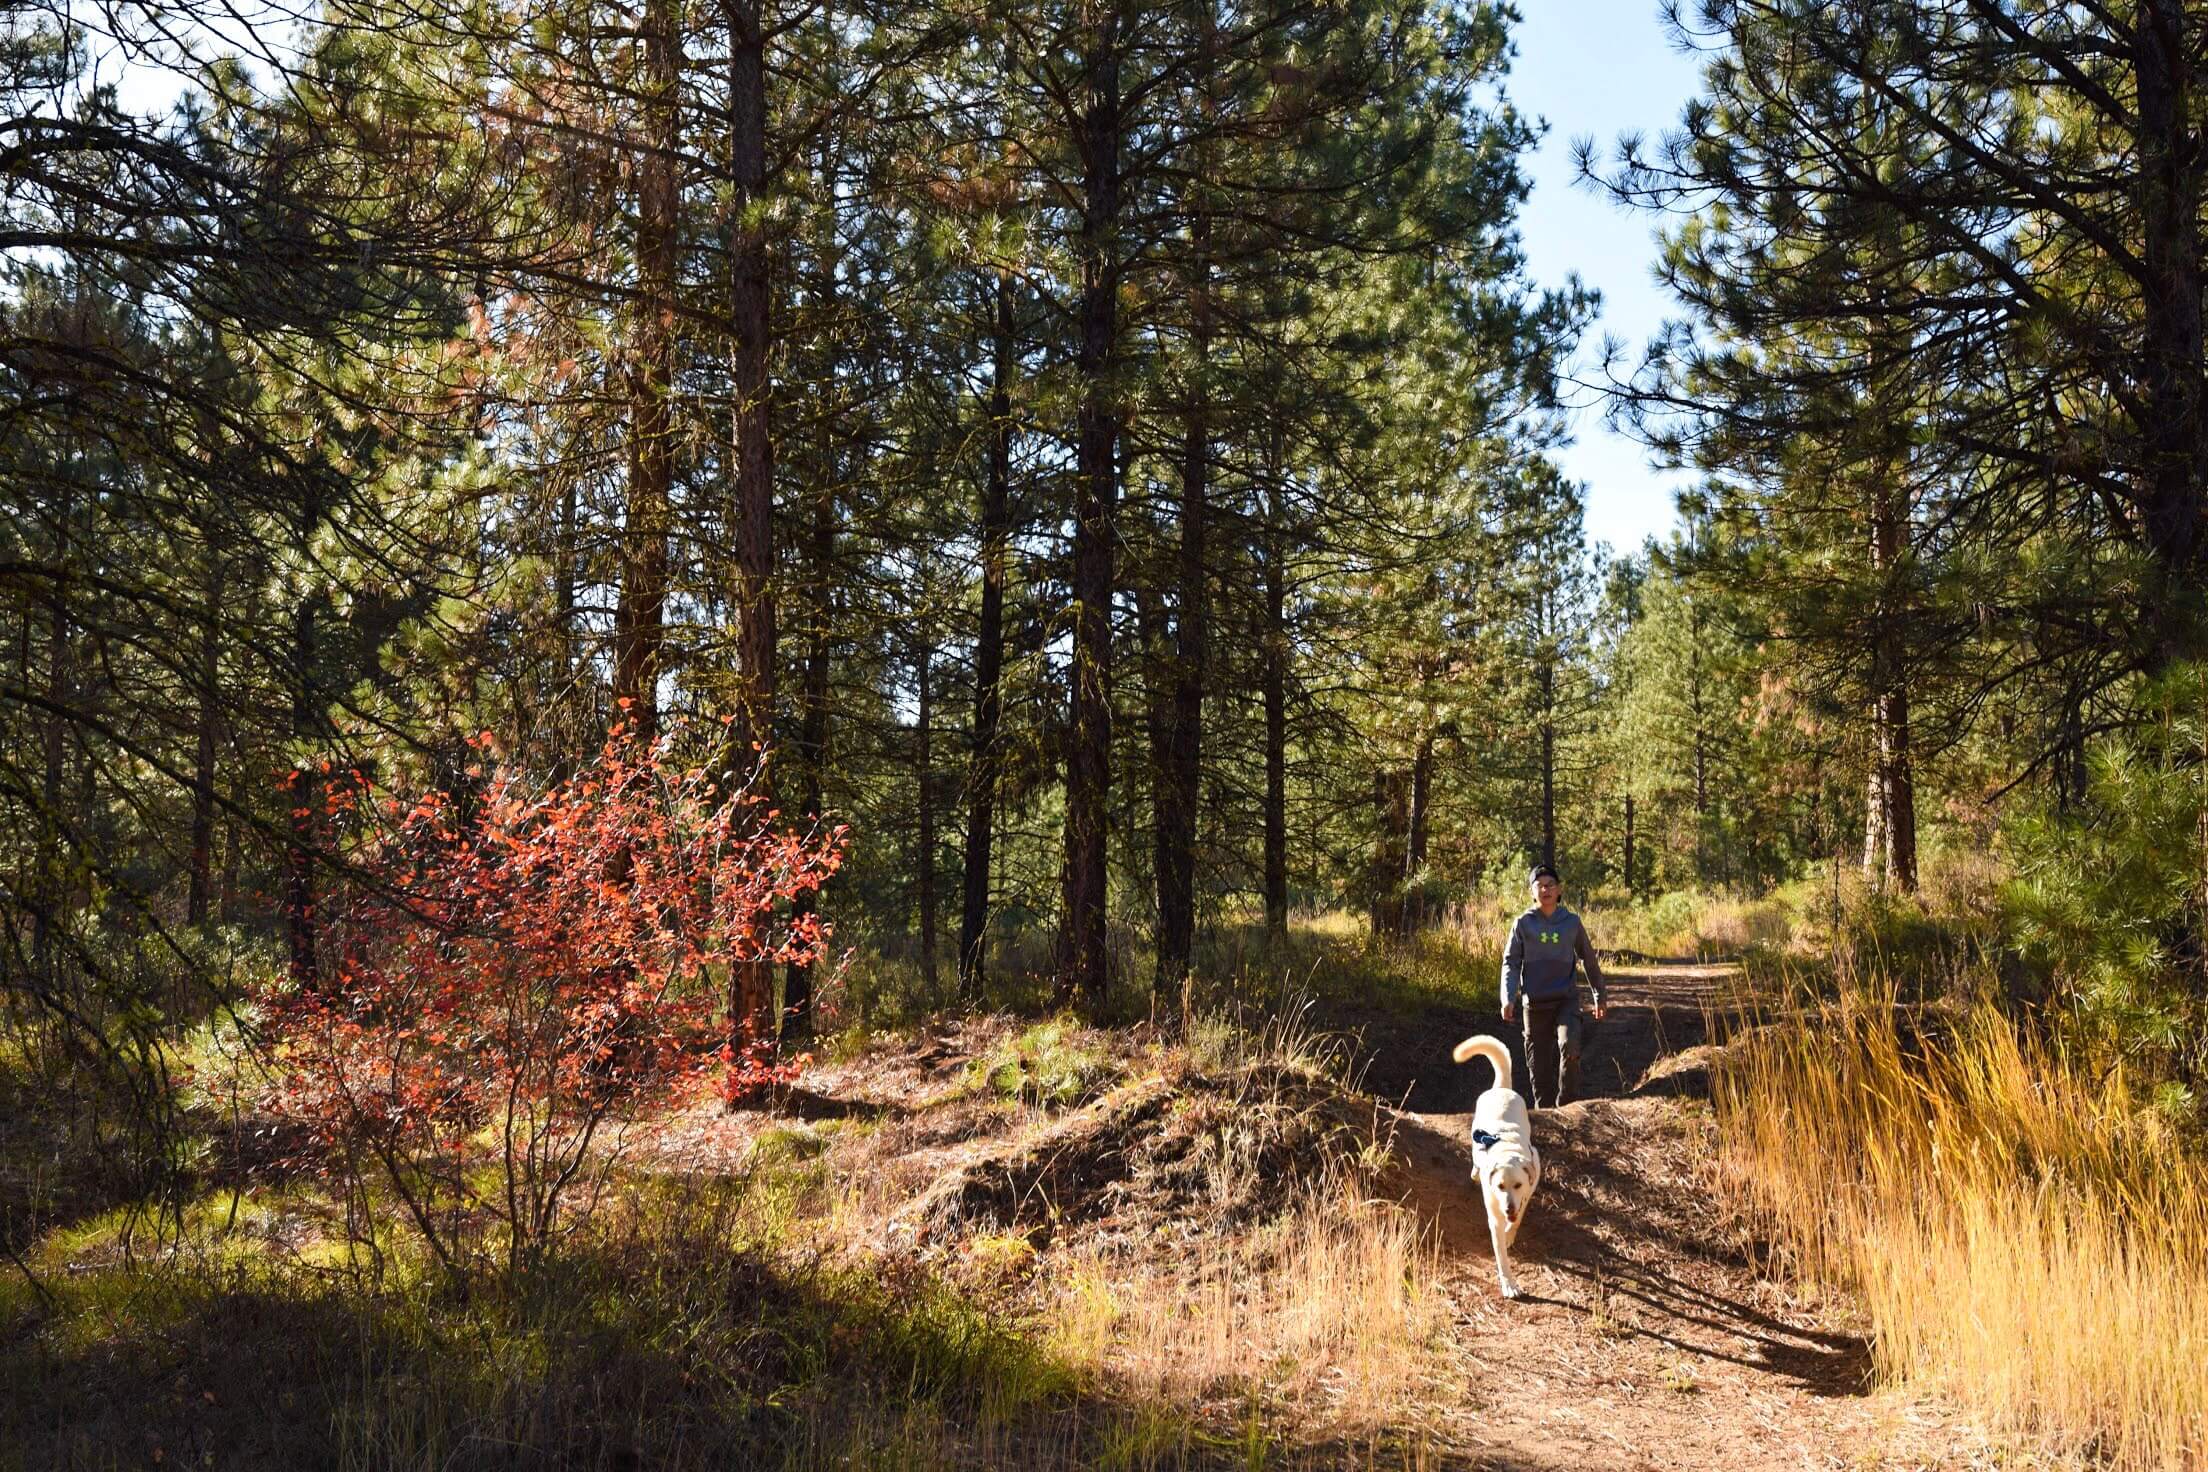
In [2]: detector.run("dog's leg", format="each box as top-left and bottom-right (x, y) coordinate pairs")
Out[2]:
(1486, 1191), (1521, 1299)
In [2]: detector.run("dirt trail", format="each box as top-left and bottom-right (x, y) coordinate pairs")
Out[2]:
(1373, 965), (1990, 1470)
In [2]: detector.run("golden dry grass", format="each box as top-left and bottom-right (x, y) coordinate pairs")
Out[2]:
(1714, 988), (2208, 1469)
(1043, 1182), (1443, 1429)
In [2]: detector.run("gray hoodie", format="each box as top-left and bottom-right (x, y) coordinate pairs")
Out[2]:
(1500, 905), (1604, 1011)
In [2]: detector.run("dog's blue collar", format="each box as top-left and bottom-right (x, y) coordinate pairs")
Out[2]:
(1471, 1128), (1500, 1151)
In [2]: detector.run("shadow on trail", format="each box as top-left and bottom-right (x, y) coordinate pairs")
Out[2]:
(1333, 964), (1724, 1115)
(1522, 1192), (1873, 1397)
(1379, 956), (1884, 1412)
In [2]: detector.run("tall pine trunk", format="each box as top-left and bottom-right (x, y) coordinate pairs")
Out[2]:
(785, 121), (840, 1043)
(1136, 585), (1173, 982)
(1156, 3), (1213, 995)
(285, 591), (321, 989)
(1156, 248), (1206, 993)
(2133, 0), (2208, 667)
(727, 0), (778, 1042)
(960, 277), (1015, 995)
(1369, 769), (1410, 938)
(1863, 469), (1918, 891)
(1262, 478), (1288, 934)
(1622, 793), (1637, 898)
(1061, 11), (1122, 1007)
(613, 0), (680, 742)
(1538, 658), (1557, 871)
(34, 491), (70, 973)
(1689, 599), (1709, 883)
(556, 477), (581, 680)
(916, 643), (938, 992)
(188, 551), (224, 926)
(1407, 729), (1433, 873)
(784, 479), (832, 1041)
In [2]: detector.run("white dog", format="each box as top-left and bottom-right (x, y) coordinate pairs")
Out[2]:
(1452, 1034), (1541, 1299)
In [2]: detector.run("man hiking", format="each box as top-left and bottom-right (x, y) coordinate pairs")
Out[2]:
(1500, 864), (1607, 1108)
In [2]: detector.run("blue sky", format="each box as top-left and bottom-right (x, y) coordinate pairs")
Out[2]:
(1504, 0), (1710, 559)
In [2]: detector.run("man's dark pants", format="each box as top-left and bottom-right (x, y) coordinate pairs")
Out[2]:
(1521, 994), (1584, 1108)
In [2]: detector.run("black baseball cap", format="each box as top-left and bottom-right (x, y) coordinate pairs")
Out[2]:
(1529, 864), (1560, 885)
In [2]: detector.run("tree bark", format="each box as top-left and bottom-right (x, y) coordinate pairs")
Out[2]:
(34, 495), (70, 973)
(1370, 769), (1410, 938)
(285, 592), (321, 990)
(916, 642), (938, 993)
(612, 0), (680, 743)
(1156, 260), (1206, 993)
(727, 0), (778, 1041)
(1061, 10), (1122, 1007)
(188, 552), (224, 926)
(1863, 472), (1918, 892)
(1135, 583), (1175, 984)
(784, 118), (841, 1043)
(1407, 728), (1434, 873)
(1622, 792), (1636, 898)
(2132, 0), (2208, 668)
(960, 276), (1015, 996)
(1538, 657), (1557, 871)
(1262, 481), (1288, 935)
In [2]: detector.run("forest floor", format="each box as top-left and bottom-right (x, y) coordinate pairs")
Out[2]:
(3, 954), (2049, 1469)
(640, 961), (2022, 1470)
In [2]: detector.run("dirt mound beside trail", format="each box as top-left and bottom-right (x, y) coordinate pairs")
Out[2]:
(902, 1061), (1378, 1247)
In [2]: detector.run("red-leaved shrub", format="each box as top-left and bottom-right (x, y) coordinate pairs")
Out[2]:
(259, 722), (843, 1282)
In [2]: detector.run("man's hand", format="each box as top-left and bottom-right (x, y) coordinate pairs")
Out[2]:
(1501, 1003), (1515, 1024)
(1592, 1005), (1607, 1021)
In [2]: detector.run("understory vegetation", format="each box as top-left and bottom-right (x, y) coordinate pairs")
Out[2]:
(9, 850), (2208, 1469)
(3, 960), (1450, 1471)
(1715, 984), (2208, 1472)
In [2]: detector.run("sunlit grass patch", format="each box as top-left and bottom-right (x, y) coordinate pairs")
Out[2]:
(963, 1017), (1118, 1108)
(1714, 986), (2208, 1469)
(1041, 1182), (1443, 1430)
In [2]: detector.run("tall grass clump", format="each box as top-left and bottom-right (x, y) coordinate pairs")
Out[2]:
(1714, 988), (2208, 1467)
(1045, 1183), (1441, 1428)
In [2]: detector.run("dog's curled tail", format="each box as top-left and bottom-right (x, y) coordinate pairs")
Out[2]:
(1451, 1034), (1511, 1091)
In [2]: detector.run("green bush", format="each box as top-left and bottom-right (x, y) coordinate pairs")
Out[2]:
(963, 1019), (1115, 1108)
(2005, 713), (2208, 1116)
